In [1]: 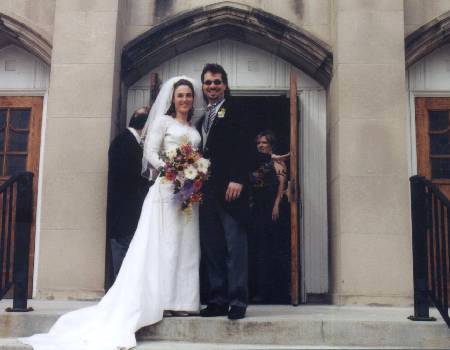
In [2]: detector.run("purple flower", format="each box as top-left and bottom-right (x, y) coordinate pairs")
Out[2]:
(176, 180), (194, 202)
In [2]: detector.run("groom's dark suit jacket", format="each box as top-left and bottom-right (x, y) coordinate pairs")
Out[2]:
(198, 99), (253, 223)
(107, 129), (150, 239)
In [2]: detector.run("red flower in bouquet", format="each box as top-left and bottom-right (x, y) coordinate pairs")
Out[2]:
(180, 143), (193, 155)
(165, 170), (177, 182)
(194, 180), (203, 191)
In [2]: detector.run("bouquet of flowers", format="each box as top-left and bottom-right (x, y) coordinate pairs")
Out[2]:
(159, 142), (210, 212)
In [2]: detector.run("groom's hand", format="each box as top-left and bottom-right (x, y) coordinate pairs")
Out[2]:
(225, 182), (243, 202)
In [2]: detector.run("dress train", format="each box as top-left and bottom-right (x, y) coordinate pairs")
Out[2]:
(20, 175), (200, 350)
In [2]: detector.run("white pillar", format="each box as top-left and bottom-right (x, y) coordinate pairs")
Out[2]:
(328, 0), (413, 305)
(36, 0), (124, 299)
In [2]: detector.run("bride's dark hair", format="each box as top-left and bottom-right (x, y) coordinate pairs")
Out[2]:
(166, 79), (195, 121)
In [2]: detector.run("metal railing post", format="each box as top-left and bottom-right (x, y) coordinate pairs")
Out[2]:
(5, 172), (33, 312)
(408, 176), (436, 322)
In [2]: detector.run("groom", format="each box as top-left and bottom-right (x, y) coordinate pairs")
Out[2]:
(198, 63), (251, 320)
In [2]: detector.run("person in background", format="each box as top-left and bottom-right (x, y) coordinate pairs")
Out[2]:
(249, 130), (288, 303)
(106, 106), (151, 285)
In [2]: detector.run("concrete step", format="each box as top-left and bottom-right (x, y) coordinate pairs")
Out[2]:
(1, 338), (443, 350)
(0, 339), (441, 350)
(1, 301), (449, 348)
(138, 306), (449, 348)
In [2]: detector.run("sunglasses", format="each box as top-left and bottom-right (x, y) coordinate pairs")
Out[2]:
(203, 79), (223, 86)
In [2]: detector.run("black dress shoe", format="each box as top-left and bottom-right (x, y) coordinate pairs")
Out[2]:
(200, 304), (228, 317)
(227, 306), (246, 320)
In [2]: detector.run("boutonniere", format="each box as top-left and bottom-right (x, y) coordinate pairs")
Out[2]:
(217, 108), (226, 118)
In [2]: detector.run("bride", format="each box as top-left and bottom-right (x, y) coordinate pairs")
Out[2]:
(20, 76), (205, 350)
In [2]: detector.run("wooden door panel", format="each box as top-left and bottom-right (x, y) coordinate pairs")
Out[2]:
(289, 71), (300, 305)
(0, 96), (42, 298)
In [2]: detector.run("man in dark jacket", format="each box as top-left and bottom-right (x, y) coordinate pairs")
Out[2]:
(198, 64), (252, 320)
(106, 107), (150, 285)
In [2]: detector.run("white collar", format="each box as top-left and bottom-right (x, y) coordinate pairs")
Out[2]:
(127, 127), (141, 144)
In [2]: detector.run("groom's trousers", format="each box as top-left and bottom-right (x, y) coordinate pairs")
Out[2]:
(200, 190), (248, 308)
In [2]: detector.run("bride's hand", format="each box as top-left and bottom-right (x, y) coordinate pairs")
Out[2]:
(225, 182), (243, 202)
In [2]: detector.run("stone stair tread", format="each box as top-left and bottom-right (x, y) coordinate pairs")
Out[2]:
(1, 302), (449, 348)
(136, 340), (450, 349)
(0, 339), (446, 350)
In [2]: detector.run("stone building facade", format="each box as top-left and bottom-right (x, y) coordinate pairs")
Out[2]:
(1, 0), (449, 306)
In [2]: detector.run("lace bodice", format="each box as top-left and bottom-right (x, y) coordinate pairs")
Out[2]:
(144, 115), (201, 170)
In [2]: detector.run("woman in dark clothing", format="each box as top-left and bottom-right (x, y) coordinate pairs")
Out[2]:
(249, 130), (290, 303)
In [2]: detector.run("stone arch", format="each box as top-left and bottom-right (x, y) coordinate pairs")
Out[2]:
(405, 10), (450, 68)
(0, 12), (52, 64)
(121, 3), (333, 87)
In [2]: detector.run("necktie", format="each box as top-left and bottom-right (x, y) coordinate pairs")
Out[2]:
(204, 104), (216, 133)
(205, 101), (220, 133)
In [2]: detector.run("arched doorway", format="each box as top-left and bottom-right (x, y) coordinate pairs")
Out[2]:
(0, 15), (51, 297)
(0, 13), (51, 65)
(121, 4), (332, 89)
(121, 3), (333, 304)
(405, 10), (450, 69)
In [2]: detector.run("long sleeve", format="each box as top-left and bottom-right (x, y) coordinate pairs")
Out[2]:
(143, 116), (168, 170)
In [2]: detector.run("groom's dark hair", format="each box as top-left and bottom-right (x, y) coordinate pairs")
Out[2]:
(201, 63), (231, 100)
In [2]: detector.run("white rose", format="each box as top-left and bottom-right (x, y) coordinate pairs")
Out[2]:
(165, 147), (177, 159)
(184, 165), (198, 180)
(196, 158), (210, 174)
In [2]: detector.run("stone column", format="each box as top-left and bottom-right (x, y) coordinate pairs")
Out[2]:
(328, 0), (413, 305)
(36, 0), (124, 299)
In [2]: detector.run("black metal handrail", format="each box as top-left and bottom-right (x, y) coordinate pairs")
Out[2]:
(0, 171), (33, 312)
(409, 175), (449, 327)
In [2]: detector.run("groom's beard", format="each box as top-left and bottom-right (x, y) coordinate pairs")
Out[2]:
(203, 89), (224, 104)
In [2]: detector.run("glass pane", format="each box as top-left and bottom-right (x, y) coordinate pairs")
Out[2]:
(430, 134), (450, 155)
(10, 109), (30, 129)
(0, 109), (6, 129)
(431, 159), (450, 179)
(8, 130), (29, 152)
(6, 155), (26, 175)
(0, 110), (6, 150)
(429, 111), (449, 132)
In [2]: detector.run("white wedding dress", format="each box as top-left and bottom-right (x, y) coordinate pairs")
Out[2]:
(20, 116), (202, 350)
